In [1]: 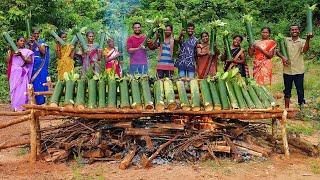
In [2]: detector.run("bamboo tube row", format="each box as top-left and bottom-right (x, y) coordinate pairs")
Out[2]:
(43, 77), (282, 112)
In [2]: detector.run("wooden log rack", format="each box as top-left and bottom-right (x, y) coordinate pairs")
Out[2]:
(20, 83), (299, 165)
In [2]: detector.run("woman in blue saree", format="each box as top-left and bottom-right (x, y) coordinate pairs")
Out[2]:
(28, 29), (50, 105)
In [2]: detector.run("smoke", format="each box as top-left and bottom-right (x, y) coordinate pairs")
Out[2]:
(102, 0), (141, 72)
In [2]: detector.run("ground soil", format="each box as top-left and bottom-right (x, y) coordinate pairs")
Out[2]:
(1, 104), (320, 180)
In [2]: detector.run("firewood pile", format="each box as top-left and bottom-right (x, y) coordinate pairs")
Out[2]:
(40, 115), (287, 169)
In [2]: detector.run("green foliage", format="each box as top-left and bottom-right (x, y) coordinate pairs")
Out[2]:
(0, 74), (9, 103)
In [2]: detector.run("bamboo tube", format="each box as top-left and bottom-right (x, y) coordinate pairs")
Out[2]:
(88, 79), (97, 108)
(190, 79), (201, 111)
(50, 31), (66, 46)
(208, 81), (222, 110)
(64, 80), (75, 109)
(226, 81), (239, 109)
(75, 80), (86, 109)
(163, 78), (176, 110)
(3, 32), (19, 53)
(176, 80), (190, 111)
(49, 81), (65, 107)
(199, 79), (213, 111)
(154, 79), (165, 111)
(217, 79), (230, 109)
(98, 80), (106, 108)
(107, 79), (117, 108)
(119, 78), (130, 109)
(233, 82), (247, 109)
(131, 79), (143, 110)
(141, 77), (154, 110)
(241, 86), (256, 109)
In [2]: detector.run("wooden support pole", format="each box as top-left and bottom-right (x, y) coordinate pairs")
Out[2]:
(0, 110), (30, 116)
(0, 115), (30, 129)
(28, 84), (37, 165)
(279, 110), (289, 157)
(271, 118), (276, 137)
(35, 115), (41, 154)
(0, 140), (29, 150)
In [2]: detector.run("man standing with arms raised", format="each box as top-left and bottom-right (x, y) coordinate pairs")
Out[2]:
(126, 22), (148, 74)
(175, 22), (198, 78)
(278, 25), (313, 108)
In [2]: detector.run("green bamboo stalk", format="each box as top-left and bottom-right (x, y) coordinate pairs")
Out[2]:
(222, 33), (233, 60)
(25, 18), (31, 39)
(76, 32), (89, 52)
(164, 78), (176, 110)
(253, 85), (271, 108)
(141, 77), (154, 110)
(50, 81), (65, 106)
(88, 79), (97, 108)
(248, 85), (264, 109)
(64, 80), (75, 106)
(241, 87), (256, 109)
(306, 4), (317, 34)
(208, 81), (222, 110)
(226, 81), (239, 109)
(158, 28), (165, 43)
(107, 79), (117, 108)
(233, 82), (247, 109)
(3, 32), (19, 53)
(217, 79), (230, 110)
(210, 28), (217, 55)
(261, 86), (276, 106)
(131, 79), (142, 110)
(176, 80), (190, 111)
(75, 80), (86, 108)
(120, 78), (130, 109)
(50, 31), (66, 46)
(200, 79), (213, 111)
(190, 79), (201, 111)
(98, 80), (106, 108)
(99, 31), (106, 49)
(154, 79), (165, 111)
(70, 35), (78, 47)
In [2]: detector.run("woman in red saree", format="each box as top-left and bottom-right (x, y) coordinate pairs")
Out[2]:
(196, 32), (218, 79)
(249, 27), (276, 85)
(103, 38), (122, 77)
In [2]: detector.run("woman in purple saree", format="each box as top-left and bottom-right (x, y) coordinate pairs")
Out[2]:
(8, 37), (34, 111)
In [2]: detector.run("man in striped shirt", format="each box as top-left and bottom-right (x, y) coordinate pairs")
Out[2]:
(148, 24), (176, 78)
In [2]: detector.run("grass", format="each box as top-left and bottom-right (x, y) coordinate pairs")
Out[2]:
(310, 160), (320, 174)
(15, 147), (28, 156)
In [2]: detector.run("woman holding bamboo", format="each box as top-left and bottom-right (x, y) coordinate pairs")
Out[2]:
(28, 29), (50, 105)
(103, 38), (122, 77)
(248, 27), (276, 85)
(82, 31), (101, 73)
(55, 31), (74, 80)
(196, 32), (218, 79)
(8, 36), (34, 111)
(222, 35), (249, 77)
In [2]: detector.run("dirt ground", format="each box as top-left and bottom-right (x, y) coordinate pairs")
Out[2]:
(0, 104), (320, 180)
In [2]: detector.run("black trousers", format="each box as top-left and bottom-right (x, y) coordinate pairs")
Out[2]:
(157, 70), (173, 79)
(283, 73), (305, 105)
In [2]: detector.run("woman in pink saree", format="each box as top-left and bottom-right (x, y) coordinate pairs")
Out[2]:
(8, 37), (34, 111)
(249, 27), (276, 86)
